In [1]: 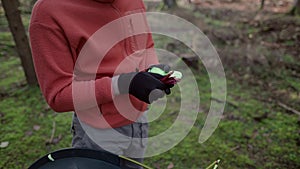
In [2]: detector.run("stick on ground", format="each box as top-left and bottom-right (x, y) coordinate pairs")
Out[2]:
(278, 102), (300, 116)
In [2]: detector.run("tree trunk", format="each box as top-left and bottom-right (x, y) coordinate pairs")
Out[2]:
(290, 0), (300, 15)
(260, 0), (265, 10)
(1, 0), (37, 85)
(163, 0), (177, 9)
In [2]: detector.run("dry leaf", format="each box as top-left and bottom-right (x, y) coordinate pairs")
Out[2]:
(167, 162), (174, 169)
(33, 125), (41, 131)
(153, 163), (161, 169)
(52, 135), (62, 144)
(0, 141), (9, 148)
(25, 130), (33, 136)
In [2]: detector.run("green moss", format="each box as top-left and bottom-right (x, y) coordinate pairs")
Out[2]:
(0, 32), (15, 46)
(284, 40), (295, 47)
(0, 87), (73, 169)
(282, 54), (295, 63)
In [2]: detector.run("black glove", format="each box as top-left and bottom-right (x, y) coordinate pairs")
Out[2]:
(118, 72), (169, 104)
(148, 73), (173, 95)
(147, 64), (174, 95)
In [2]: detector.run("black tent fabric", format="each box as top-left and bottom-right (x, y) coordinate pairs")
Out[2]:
(29, 148), (124, 169)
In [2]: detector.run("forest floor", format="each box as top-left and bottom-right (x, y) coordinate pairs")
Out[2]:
(1, 0), (300, 169)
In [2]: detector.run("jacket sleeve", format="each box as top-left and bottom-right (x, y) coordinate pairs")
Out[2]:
(29, 23), (114, 112)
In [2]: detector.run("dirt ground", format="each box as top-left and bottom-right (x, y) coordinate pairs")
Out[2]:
(190, 0), (295, 13)
(146, 0), (300, 104)
(193, 0), (300, 102)
(144, 2), (300, 167)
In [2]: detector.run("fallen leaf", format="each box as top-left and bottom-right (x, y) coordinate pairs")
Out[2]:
(25, 130), (33, 136)
(52, 135), (62, 144)
(33, 125), (41, 131)
(46, 134), (62, 145)
(153, 163), (160, 169)
(0, 141), (9, 148)
(167, 162), (174, 169)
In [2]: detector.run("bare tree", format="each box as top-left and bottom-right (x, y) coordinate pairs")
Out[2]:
(1, 0), (37, 85)
(290, 0), (300, 15)
(260, 0), (300, 15)
(260, 0), (265, 10)
(163, 0), (177, 9)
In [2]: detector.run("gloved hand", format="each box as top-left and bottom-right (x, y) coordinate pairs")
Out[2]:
(147, 64), (174, 95)
(118, 72), (169, 104)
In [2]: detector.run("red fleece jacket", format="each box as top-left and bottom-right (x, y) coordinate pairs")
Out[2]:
(29, 0), (159, 128)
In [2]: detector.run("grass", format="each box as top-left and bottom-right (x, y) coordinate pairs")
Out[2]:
(0, 5), (73, 168)
(1, 2), (300, 169)
(0, 56), (25, 92)
(0, 86), (73, 168)
(145, 68), (300, 168)
(193, 10), (231, 28)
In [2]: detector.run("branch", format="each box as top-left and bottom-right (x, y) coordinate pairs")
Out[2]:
(46, 121), (56, 144)
(277, 102), (300, 116)
(211, 97), (239, 109)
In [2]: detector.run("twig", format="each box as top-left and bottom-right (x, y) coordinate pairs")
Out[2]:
(211, 97), (239, 109)
(230, 145), (240, 151)
(48, 121), (56, 144)
(277, 102), (300, 116)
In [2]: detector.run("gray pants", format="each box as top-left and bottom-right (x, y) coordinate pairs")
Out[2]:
(71, 113), (148, 169)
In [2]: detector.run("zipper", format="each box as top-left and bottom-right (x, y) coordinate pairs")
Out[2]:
(111, 3), (140, 72)
(111, 4), (129, 58)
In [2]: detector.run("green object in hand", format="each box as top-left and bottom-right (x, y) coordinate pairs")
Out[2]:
(147, 67), (169, 76)
(148, 67), (183, 82)
(170, 70), (183, 80)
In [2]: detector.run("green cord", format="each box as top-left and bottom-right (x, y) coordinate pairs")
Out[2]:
(213, 163), (219, 169)
(119, 155), (153, 169)
(205, 159), (220, 169)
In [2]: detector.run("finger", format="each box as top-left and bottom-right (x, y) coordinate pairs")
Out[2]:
(149, 89), (165, 103)
(167, 84), (174, 88)
(165, 88), (171, 95)
(144, 73), (167, 89)
(162, 64), (171, 73)
(149, 72), (164, 79)
(156, 82), (169, 91)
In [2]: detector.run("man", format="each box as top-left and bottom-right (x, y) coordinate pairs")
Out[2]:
(29, 0), (173, 168)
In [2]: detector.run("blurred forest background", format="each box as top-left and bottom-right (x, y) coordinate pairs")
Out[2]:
(0, 0), (300, 168)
